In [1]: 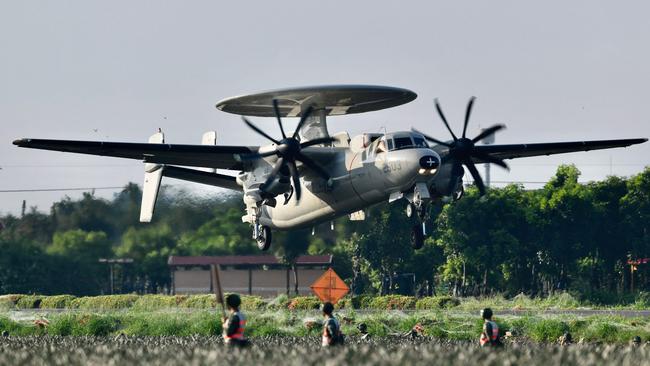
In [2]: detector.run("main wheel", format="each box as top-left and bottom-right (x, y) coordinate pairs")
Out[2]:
(406, 203), (415, 218)
(257, 226), (272, 251)
(410, 225), (424, 250)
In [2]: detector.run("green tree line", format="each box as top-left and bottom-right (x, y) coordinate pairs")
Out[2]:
(1, 166), (649, 302)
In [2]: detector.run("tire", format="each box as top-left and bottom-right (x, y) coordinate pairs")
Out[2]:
(410, 225), (424, 250)
(257, 226), (272, 251)
(406, 203), (414, 218)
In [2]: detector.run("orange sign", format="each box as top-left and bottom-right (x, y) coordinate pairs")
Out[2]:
(310, 268), (349, 304)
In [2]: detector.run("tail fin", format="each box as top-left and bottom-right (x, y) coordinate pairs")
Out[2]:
(140, 131), (164, 222)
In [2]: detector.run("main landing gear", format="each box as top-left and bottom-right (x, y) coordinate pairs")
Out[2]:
(406, 191), (430, 250)
(255, 224), (272, 251)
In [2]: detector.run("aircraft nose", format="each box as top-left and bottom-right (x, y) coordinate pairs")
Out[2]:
(419, 155), (440, 169)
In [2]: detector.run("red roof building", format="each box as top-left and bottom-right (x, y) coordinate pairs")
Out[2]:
(168, 255), (333, 297)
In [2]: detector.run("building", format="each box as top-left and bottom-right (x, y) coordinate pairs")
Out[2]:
(168, 255), (333, 297)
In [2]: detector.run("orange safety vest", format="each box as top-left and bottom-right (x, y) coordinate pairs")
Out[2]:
(224, 312), (247, 342)
(322, 317), (340, 346)
(479, 321), (499, 346)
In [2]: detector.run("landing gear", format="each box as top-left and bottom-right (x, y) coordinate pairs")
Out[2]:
(406, 203), (415, 218)
(256, 225), (272, 251)
(410, 224), (424, 250)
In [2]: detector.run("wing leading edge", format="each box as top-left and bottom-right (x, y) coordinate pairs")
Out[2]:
(471, 138), (647, 163)
(12, 138), (256, 171)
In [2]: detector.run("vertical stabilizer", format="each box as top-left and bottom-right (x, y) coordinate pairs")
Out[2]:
(140, 131), (164, 222)
(200, 131), (217, 173)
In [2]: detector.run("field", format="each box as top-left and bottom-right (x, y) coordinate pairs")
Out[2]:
(1, 336), (649, 366)
(2, 294), (650, 365)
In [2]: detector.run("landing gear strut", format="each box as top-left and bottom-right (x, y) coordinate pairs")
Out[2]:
(255, 225), (272, 251)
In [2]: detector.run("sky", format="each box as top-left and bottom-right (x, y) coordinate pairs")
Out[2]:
(1, 1), (649, 215)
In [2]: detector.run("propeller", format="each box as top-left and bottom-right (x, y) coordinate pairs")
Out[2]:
(240, 99), (336, 201)
(413, 97), (508, 196)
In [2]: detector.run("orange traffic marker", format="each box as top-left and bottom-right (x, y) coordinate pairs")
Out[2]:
(310, 268), (349, 304)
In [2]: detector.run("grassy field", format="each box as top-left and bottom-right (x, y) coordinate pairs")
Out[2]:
(2, 308), (650, 344)
(1, 336), (649, 366)
(1, 293), (649, 344)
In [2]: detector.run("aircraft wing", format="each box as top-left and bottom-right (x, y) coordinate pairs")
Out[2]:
(12, 138), (255, 170)
(471, 138), (647, 162)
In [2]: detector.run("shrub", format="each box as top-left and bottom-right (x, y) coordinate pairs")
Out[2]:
(71, 295), (139, 310)
(180, 295), (216, 309)
(287, 296), (321, 310)
(241, 296), (267, 310)
(133, 295), (188, 310)
(415, 296), (460, 310)
(16, 295), (43, 309)
(40, 295), (76, 309)
(0, 295), (21, 310)
(368, 295), (416, 310)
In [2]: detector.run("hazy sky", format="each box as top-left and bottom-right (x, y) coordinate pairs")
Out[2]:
(1, 1), (649, 215)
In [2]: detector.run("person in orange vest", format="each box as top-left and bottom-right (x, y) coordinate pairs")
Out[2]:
(479, 308), (502, 347)
(322, 302), (345, 347)
(222, 294), (249, 347)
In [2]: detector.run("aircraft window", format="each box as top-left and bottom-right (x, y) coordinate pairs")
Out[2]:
(376, 139), (387, 153)
(387, 139), (394, 151)
(393, 137), (414, 150)
(413, 136), (428, 148)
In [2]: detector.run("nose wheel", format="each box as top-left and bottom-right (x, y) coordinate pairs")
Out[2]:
(256, 225), (272, 251)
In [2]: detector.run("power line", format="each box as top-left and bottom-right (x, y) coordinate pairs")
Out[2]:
(0, 186), (125, 193)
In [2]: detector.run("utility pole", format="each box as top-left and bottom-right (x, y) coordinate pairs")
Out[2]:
(99, 258), (134, 294)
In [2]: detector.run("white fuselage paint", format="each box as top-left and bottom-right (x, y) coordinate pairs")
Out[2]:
(258, 143), (441, 230)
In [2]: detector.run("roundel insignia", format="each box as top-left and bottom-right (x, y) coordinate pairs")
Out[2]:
(419, 155), (440, 169)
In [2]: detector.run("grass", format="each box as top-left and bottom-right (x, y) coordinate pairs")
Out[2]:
(1, 308), (649, 344)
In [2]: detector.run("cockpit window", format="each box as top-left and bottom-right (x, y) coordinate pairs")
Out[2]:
(393, 137), (414, 150)
(413, 136), (428, 148)
(387, 139), (394, 151)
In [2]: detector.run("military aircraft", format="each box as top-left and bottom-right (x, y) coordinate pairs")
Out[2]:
(13, 85), (647, 250)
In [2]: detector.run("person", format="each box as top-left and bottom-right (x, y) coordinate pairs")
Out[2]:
(479, 308), (502, 347)
(222, 294), (249, 347)
(632, 335), (642, 347)
(322, 302), (344, 346)
(559, 332), (572, 346)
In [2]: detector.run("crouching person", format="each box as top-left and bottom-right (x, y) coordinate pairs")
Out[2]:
(479, 308), (502, 348)
(322, 302), (345, 347)
(222, 294), (250, 347)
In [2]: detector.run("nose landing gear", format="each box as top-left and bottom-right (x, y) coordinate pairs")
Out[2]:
(254, 223), (272, 251)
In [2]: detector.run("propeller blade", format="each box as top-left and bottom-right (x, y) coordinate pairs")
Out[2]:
(286, 160), (301, 201)
(472, 124), (506, 144)
(300, 136), (337, 148)
(262, 156), (285, 188)
(292, 105), (314, 139)
(470, 151), (510, 170)
(239, 150), (279, 161)
(296, 152), (330, 180)
(434, 98), (458, 141)
(462, 96), (476, 138)
(242, 117), (280, 144)
(411, 128), (452, 147)
(464, 161), (486, 196)
(272, 99), (287, 139)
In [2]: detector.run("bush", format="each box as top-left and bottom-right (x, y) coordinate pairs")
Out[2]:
(287, 296), (321, 310)
(241, 296), (267, 310)
(133, 295), (188, 310)
(0, 295), (22, 310)
(368, 295), (416, 310)
(415, 296), (460, 310)
(16, 295), (43, 309)
(71, 295), (139, 310)
(180, 294), (216, 309)
(40, 295), (76, 309)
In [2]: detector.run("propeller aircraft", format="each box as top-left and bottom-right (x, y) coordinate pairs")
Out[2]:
(13, 85), (647, 251)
